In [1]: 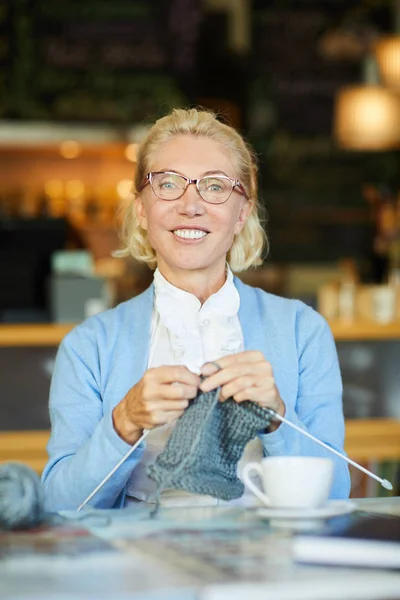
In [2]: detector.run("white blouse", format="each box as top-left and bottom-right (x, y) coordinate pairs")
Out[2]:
(125, 267), (262, 506)
(149, 266), (244, 373)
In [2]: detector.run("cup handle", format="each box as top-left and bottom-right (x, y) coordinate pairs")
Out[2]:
(242, 462), (272, 506)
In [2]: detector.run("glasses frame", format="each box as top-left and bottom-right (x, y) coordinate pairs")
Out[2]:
(138, 171), (249, 204)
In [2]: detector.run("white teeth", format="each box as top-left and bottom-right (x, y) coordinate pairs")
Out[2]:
(173, 229), (207, 240)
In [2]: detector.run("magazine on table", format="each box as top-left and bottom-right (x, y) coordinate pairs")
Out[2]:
(292, 511), (400, 569)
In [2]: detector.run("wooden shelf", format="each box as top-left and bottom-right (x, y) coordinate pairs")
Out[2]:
(1, 320), (400, 347)
(328, 320), (400, 341)
(0, 430), (50, 474)
(0, 324), (75, 347)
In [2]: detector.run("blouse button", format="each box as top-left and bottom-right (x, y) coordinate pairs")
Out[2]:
(201, 319), (210, 327)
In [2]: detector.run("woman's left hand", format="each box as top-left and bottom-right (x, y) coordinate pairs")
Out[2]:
(199, 351), (286, 429)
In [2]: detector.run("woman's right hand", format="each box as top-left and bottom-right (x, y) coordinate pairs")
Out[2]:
(112, 366), (200, 445)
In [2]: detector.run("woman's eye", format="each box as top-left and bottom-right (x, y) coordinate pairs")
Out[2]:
(160, 181), (176, 189)
(204, 178), (225, 192)
(157, 174), (185, 190)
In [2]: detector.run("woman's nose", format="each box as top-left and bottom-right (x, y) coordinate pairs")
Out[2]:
(177, 183), (205, 217)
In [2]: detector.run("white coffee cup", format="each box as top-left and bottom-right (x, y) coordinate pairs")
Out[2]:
(242, 456), (334, 509)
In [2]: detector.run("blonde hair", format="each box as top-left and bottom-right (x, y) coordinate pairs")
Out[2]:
(116, 108), (268, 272)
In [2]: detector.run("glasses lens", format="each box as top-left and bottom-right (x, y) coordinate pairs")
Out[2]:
(198, 176), (232, 203)
(151, 172), (186, 200)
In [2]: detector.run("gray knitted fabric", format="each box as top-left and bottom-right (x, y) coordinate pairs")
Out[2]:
(147, 386), (272, 512)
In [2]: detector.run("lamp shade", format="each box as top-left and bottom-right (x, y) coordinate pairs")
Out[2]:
(334, 85), (400, 150)
(375, 36), (400, 91)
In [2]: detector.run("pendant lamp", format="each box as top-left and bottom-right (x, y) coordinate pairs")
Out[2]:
(375, 35), (400, 91)
(334, 85), (400, 150)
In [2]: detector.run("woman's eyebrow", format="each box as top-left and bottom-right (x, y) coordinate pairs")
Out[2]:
(152, 168), (185, 175)
(153, 169), (231, 178)
(202, 170), (230, 177)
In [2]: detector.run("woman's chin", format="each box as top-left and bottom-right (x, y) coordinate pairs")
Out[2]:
(167, 260), (211, 273)
(158, 256), (224, 278)
(156, 245), (228, 279)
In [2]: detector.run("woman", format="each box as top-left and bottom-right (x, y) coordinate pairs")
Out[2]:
(42, 108), (350, 511)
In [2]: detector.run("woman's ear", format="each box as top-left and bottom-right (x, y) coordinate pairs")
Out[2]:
(134, 196), (148, 230)
(234, 199), (252, 235)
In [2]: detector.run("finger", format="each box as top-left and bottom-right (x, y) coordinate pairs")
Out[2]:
(200, 363), (268, 393)
(200, 361), (222, 377)
(231, 387), (261, 403)
(147, 365), (201, 387)
(209, 351), (266, 370)
(140, 382), (197, 412)
(162, 383), (199, 401)
(155, 409), (186, 425)
(143, 398), (190, 412)
(232, 387), (280, 407)
(219, 376), (255, 401)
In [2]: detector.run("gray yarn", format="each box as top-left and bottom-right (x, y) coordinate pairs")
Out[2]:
(0, 462), (45, 530)
(147, 386), (272, 514)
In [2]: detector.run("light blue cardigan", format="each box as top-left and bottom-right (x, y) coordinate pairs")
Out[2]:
(42, 277), (351, 511)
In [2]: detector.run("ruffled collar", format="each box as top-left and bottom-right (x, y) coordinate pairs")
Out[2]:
(153, 266), (240, 337)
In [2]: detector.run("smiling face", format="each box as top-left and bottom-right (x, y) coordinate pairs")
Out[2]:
(135, 135), (251, 291)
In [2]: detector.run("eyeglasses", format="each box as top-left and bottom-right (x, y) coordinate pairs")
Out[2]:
(138, 171), (248, 204)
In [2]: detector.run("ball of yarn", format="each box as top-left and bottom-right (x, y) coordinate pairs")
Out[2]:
(0, 462), (45, 530)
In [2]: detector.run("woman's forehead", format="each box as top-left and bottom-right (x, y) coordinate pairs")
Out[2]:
(148, 135), (237, 174)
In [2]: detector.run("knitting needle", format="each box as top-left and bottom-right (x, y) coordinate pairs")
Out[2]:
(266, 408), (393, 491)
(77, 429), (150, 511)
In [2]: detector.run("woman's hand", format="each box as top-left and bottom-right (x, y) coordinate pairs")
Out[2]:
(199, 351), (285, 431)
(112, 366), (200, 444)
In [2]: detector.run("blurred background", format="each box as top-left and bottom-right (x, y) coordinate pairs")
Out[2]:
(0, 0), (400, 497)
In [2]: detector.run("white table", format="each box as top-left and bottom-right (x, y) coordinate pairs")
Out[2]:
(1, 497), (399, 600)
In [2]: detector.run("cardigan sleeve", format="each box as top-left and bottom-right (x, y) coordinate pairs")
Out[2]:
(259, 304), (351, 500)
(41, 327), (145, 512)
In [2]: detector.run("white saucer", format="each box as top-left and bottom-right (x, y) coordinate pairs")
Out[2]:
(254, 500), (357, 520)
